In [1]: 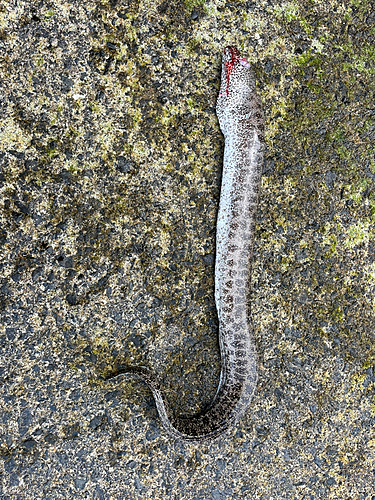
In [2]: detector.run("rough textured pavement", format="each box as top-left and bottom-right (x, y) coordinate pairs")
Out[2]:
(0, 0), (374, 498)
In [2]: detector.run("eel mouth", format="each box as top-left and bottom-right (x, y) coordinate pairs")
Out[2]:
(222, 46), (251, 96)
(223, 46), (241, 63)
(223, 46), (251, 67)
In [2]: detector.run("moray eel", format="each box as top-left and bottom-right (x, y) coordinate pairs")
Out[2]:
(105, 46), (265, 442)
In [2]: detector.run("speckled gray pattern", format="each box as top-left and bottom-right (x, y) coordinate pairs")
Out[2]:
(105, 47), (264, 442)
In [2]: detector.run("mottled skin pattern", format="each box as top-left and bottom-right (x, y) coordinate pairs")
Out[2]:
(105, 47), (265, 442)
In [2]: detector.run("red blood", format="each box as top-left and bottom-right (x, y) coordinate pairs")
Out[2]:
(224, 46), (241, 96)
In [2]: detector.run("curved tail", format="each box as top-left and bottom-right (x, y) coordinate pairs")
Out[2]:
(104, 364), (255, 442)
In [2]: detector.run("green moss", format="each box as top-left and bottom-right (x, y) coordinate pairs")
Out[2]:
(186, 37), (201, 54)
(45, 9), (55, 18)
(184, 0), (206, 11)
(344, 178), (371, 205)
(344, 221), (373, 249)
(273, 2), (299, 22)
(322, 227), (338, 257)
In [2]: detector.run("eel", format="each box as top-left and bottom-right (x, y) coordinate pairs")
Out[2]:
(105, 46), (265, 442)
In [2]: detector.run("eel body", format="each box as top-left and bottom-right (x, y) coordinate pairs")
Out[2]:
(105, 47), (265, 442)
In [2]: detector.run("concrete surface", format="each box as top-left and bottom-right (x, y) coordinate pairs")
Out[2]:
(0, 0), (374, 498)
